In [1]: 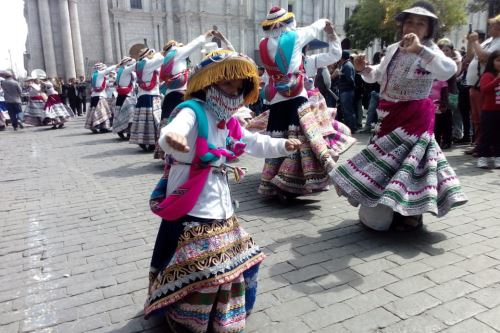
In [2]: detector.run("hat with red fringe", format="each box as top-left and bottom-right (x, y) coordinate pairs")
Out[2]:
(185, 50), (260, 105)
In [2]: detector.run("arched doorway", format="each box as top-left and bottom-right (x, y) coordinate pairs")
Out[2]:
(129, 43), (146, 60)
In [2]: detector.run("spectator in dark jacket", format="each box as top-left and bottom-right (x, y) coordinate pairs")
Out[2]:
(337, 50), (357, 132)
(0, 70), (24, 131)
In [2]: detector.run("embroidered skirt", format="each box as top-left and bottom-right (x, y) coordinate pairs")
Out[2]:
(112, 94), (136, 133)
(145, 215), (264, 332)
(44, 95), (73, 125)
(85, 96), (111, 130)
(24, 99), (46, 126)
(331, 98), (468, 217)
(259, 95), (356, 196)
(130, 95), (161, 145)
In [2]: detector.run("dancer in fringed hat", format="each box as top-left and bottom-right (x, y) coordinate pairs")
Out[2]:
(113, 56), (137, 139)
(85, 62), (117, 133)
(258, 6), (354, 202)
(153, 30), (214, 159)
(144, 49), (301, 332)
(331, 1), (467, 231)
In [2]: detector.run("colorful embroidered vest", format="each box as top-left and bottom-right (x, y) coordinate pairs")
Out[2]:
(136, 59), (159, 92)
(259, 30), (305, 101)
(159, 49), (189, 90)
(149, 99), (246, 221)
(91, 71), (106, 93)
(115, 66), (134, 95)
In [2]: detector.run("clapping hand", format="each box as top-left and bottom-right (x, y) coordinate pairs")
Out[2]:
(399, 33), (423, 54)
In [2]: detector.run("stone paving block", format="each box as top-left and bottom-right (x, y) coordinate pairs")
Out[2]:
(385, 275), (435, 298)
(475, 306), (500, 331)
(109, 303), (143, 324)
(453, 254), (499, 273)
(386, 261), (433, 279)
(282, 263), (329, 284)
(462, 268), (500, 288)
(77, 294), (134, 318)
(344, 289), (399, 315)
(271, 281), (323, 303)
(419, 252), (466, 268)
(342, 308), (400, 333)
(257, 319), (311, 333)
(302, 303), (355, 330)
(102, 278), (146, 299)
(426, 279), (478, 302)
(423, 265), (469, 284)
(350, 258), (399, 276)
(56, 313), (110, 333)
(380, 313), (446, 333)
(20, 308), (78, 332)
(67, 276), (117, 296)
(314, 268), (361, 289)
(352, 271), (399, 294)
(427, 298), (487, 326)
(246, 311), (271, 332)
(264, 297), (317, 322)
(309, 284), (361, 307)
(452, 243), (495, 259)
(383, 291), (441, 319)
(440, 318), (498, 333)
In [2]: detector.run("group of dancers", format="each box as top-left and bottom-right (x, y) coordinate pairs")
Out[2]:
(22, 2), (470, 332)
(142, 2), (468, 332)
(22, 76), (73, 129)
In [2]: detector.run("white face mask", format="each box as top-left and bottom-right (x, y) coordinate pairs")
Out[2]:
(205, 86), (244, 120)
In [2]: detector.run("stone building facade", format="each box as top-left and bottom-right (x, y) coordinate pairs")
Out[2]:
(24, 0), (358, 80)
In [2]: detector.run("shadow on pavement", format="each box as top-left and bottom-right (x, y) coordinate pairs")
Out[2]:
(265, 218), (447, 295)
(94, 161), (163, 178)
(82, 147), (142, 159)
(108, 312), (172, 333)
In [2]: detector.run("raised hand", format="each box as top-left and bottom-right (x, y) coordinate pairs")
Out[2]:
(165, 133), (190, 152)
(353, 55), (368, 72)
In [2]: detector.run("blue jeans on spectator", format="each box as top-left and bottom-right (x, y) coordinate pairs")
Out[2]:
(339, 90), (357, 132)
(6, 102), (22, 129)
(365, 91), (379, 129)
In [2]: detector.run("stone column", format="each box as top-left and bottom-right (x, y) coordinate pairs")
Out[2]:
(68, 0), (85, 77)
(100, 0), (114, 63)
(37, 0), (57, 77)
(113, 20), (122, 61)
(165, 0), (174, 40)
(295, 0), (302, 25)
(58, 0), (76, 79)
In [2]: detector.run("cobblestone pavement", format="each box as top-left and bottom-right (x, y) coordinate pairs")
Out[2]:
(1, 116), (500, 333)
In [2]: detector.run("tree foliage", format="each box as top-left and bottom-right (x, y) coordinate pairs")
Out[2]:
(344, 0), (468, 50)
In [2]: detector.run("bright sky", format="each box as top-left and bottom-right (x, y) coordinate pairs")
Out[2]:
(0, 0), (28, 77)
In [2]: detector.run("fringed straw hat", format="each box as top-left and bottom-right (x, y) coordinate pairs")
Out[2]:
(185, 50), (260, 105)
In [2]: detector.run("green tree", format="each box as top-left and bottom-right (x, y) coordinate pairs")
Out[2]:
(344, 0), (468, 50)
(468, 0), (500, 19)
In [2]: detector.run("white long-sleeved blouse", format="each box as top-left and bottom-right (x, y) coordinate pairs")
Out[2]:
(158, 102), (292, 219)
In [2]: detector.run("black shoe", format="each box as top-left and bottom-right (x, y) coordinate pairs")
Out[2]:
(51, 125), (58, 129)
(18, 123), (24, 129)
(58, 124), (64, 129)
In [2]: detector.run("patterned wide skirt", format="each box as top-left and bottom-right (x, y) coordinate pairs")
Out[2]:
(130, 95), (161, 145)
(144, 216), (264, 333)
(85, 97), (111, 130)
(112, 95), (136, 133)
(259, 95), (356, 196)
(331, 98), (468, 217)
(24, 99), (46, 126)
(44, 95), (73, 125)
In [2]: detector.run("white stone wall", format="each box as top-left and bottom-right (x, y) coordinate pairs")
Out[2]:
(26, 0), (356, 79)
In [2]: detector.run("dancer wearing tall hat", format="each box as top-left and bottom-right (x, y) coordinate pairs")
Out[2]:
(144, 48), (301, 332)
(258, 6), (354, 202)
(331, 1), (467, 232)
(113, 56), (137, 139)
(129, 48), (164, 151)
(85, 62), (117, 133)
(23, 76), (47, 126)
(153, 31), (213, 159)
(42, 78), (74, 129)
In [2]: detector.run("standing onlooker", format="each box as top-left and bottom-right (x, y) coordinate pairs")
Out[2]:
(66, 78), (82, 116)
(360, 51), (382, 133)
(431, 79), (452, 148)
(476, 50), (500, 169)
(465, 14), (500, 148)
(0, 70), (23, 131)
(337, 50), (357, 132)
(77, 76), (88, 114)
